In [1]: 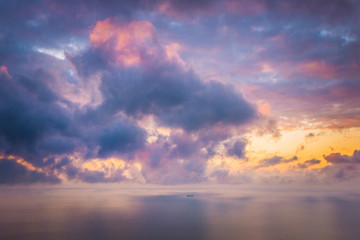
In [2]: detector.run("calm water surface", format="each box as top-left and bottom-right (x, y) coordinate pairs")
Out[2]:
(0, 185), (359, 240)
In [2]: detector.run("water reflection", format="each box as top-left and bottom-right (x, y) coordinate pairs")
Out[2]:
(0, 186), (360, 240)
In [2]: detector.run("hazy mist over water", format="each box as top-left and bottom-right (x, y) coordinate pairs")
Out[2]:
(0, 185), (360, 240)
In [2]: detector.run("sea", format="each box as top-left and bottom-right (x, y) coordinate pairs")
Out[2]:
(0, 184), (359, 240)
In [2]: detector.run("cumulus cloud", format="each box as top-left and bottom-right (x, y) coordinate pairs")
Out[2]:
(318, 150), (360, 181)
(71, 19), (255, 132)
(324, 150), (360, 164)
(0, 17), (256, 184)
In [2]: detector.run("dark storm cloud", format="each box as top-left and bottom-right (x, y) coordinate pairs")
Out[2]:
(0, 158), (60, 184)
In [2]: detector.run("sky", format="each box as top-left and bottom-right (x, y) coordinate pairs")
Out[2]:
(0, 0), (359, 186)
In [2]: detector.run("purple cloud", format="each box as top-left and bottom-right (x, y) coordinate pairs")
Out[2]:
(0, 0), (359, 185)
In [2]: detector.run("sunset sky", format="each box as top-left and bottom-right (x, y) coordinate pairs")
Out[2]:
(0, 0), (359, 186)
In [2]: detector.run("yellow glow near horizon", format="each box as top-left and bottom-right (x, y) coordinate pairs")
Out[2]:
(0, 155), (44, 172)
(203, 127), (360, 178)
(245, 127), (360, 168)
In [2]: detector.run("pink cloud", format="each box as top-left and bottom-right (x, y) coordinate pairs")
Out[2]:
(298, 61), (338, 79)
(165, 42), (185, 66)
(90, 19), (158, 66)
(0, 65), (12, 78)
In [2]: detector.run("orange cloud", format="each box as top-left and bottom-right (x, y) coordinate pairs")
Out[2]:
(16, 158), (44, 172)
(0, 65), (12, 78)
(0, 155), (42, 172)
(90, 19), (157, 66)
(82, 157), (125, 177)
(258, 102), (271, 115)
